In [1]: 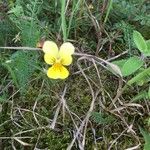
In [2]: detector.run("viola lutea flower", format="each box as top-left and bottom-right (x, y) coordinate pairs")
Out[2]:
(42, 41), (75, 79)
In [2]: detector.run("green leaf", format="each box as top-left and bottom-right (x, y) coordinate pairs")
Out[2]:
(121, 56), (143, 77)
(133, 30), (147, 54)
(112, 57), (143, 77)
(144, 40), (150, 56)
(61, 0), (67, 41)
(113, 56), (143, 77)
(127, 67), (150, 85)
(148, 87), (150, 99)
(140, 128), (150, 150)
(132, 90), (148, 101)
(104, 0), (113, 23)
(146, 40), (150, 50)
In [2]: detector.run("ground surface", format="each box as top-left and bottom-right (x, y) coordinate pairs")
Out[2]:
(0, 0), (150, 149)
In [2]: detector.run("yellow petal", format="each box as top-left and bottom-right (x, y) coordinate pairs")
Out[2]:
(42, 41), (58, 58)
(61, 55), (73, 66)
(44, 54), (55, 65)
(59, 42), (75, 56)
(47, 63), (69, 79)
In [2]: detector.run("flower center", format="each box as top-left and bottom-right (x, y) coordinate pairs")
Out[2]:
(53, 63), (63, 71)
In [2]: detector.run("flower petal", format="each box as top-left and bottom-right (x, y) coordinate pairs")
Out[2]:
(44, 54), (55, 65)
(47, 63), (69, 79)
(59, 42), (75, 56)
(42, 41), (58, 58)
(61, 55), (73, 66)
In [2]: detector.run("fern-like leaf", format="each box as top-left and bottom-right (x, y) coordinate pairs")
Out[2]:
(91, 112), (115, 125)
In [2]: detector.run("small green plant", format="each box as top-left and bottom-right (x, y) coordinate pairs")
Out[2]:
(128, 31), (150, 100)
(2, 0), (42, 92)
(140, 128), (150, 150)
(91, 112), (115, 125)
(112, 30), (150, 101)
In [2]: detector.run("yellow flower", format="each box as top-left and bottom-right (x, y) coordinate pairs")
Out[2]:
(43, 41), (75, 79)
